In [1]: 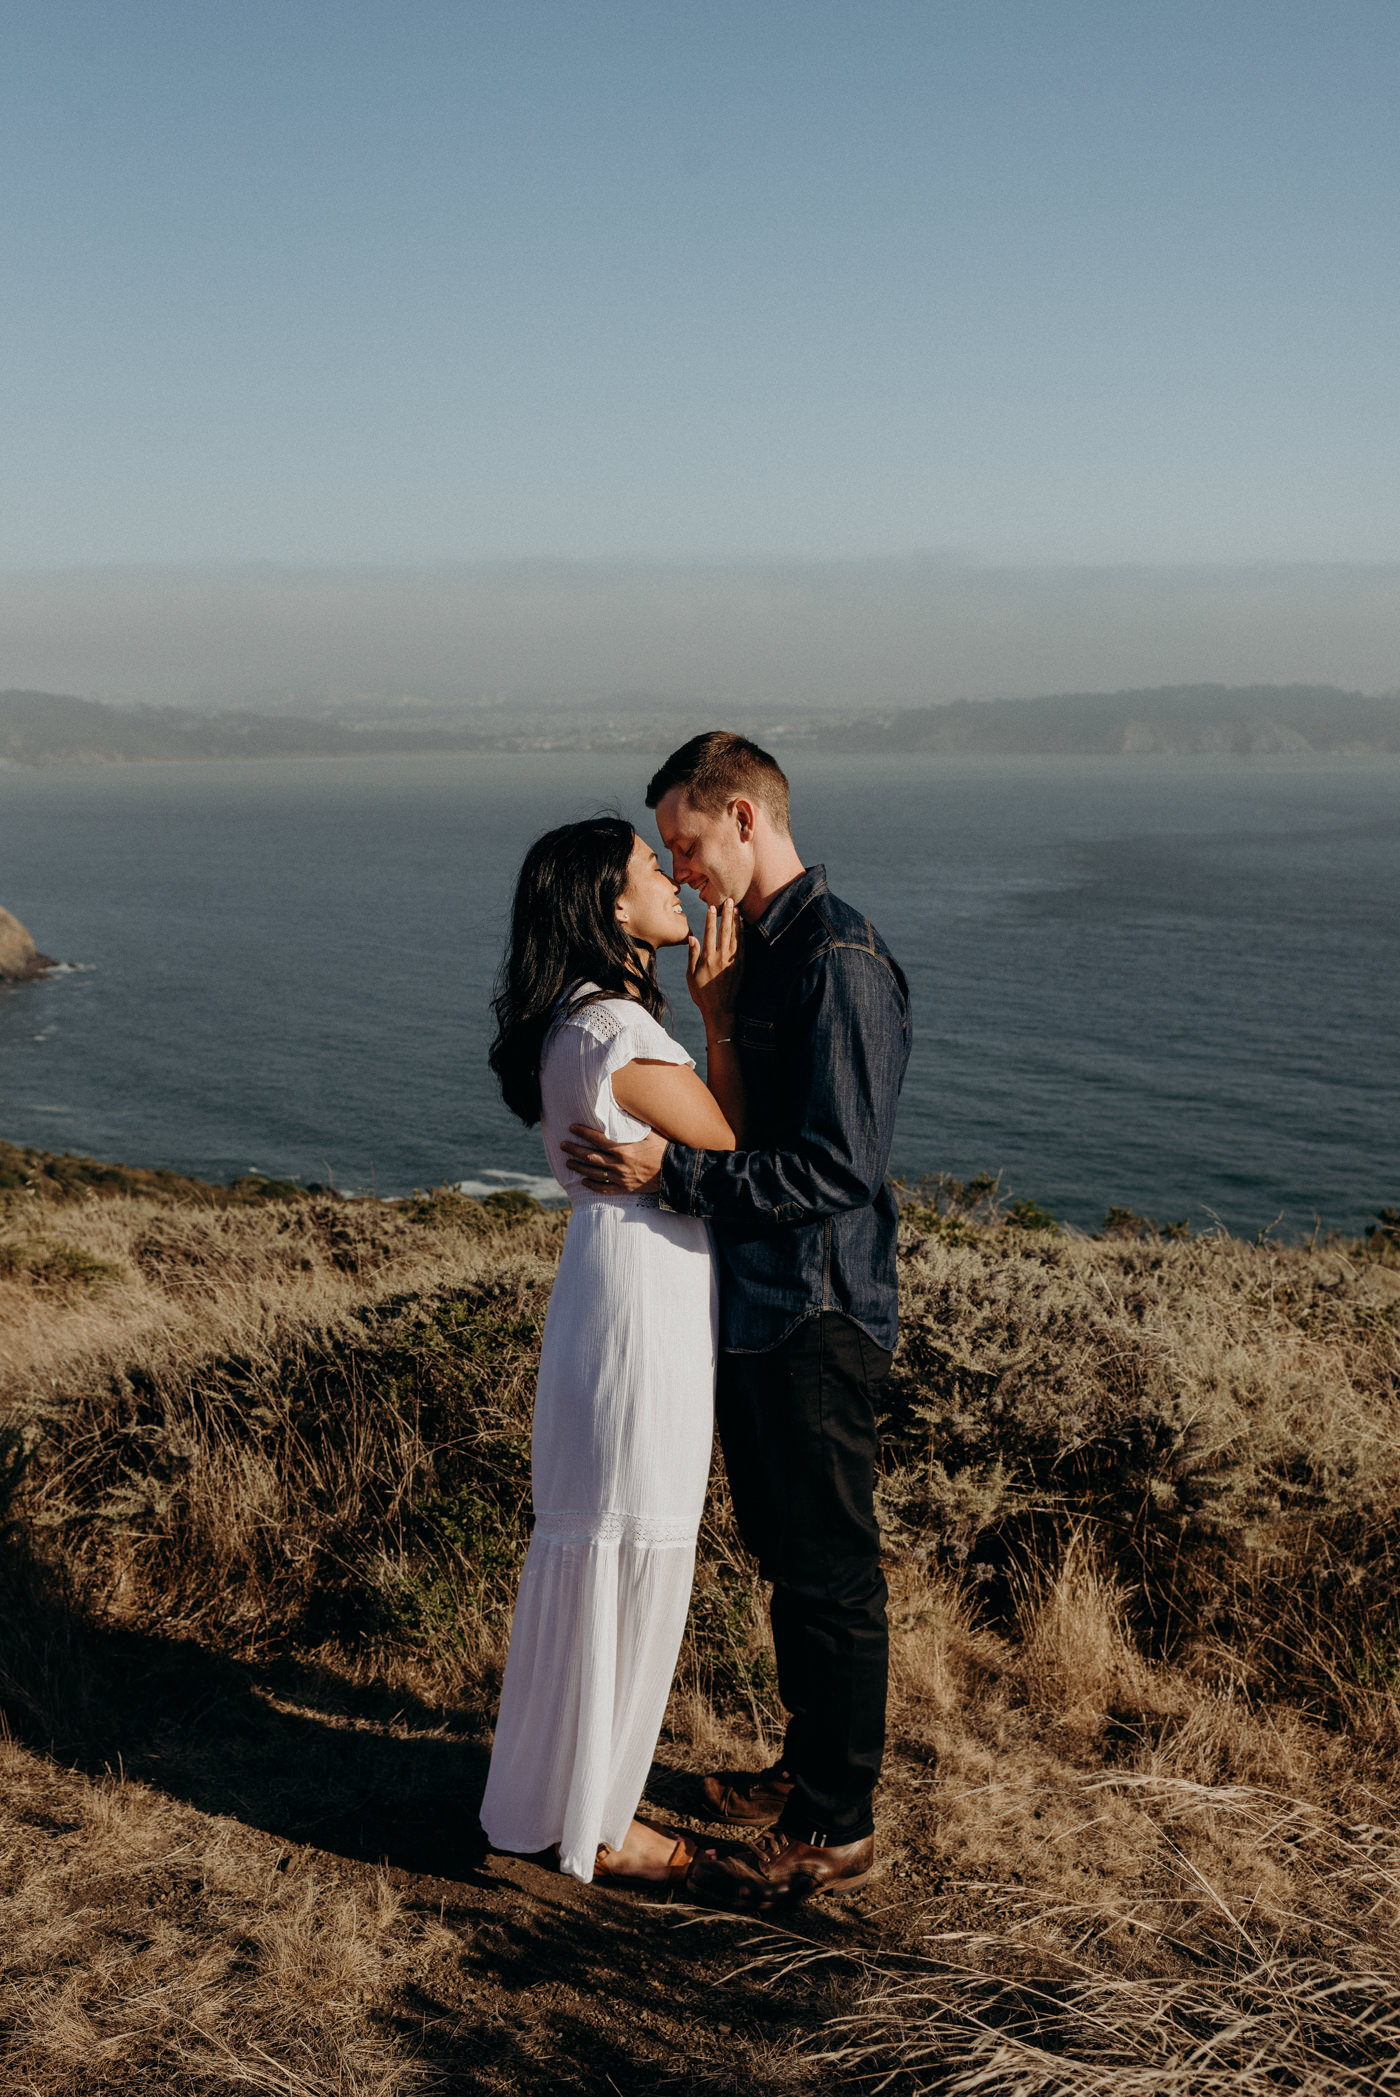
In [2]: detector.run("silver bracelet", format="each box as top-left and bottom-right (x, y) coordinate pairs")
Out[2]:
(708, 1035), (733, 1047)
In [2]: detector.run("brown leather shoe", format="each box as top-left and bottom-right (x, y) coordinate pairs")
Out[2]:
(686, 1829), (875, 1912)
(698, 1760), (795, 1828)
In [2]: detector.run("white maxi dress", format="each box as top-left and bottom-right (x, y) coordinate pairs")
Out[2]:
(479, 991), (717, 1883)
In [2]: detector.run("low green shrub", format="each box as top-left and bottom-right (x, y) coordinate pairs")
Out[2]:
(0, 1137), (324, 1209)
(0, 1238), (119, 1293)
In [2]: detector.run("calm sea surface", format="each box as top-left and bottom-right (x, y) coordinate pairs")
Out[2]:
(0, 751), (1395, 1236)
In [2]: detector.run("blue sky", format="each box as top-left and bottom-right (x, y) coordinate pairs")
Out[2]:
(4, 0), (1399, 573)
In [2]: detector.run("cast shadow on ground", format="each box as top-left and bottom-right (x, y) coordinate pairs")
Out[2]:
(0, 1526), (494, 1877)
(0, 1535), (863, 2090)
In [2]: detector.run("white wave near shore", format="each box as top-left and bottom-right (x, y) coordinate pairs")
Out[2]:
(455, 1168), (566, 1205)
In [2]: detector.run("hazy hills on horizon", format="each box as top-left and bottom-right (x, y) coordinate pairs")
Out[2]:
(823, 684), (1400, 756)
(2, 682), (1399, 767)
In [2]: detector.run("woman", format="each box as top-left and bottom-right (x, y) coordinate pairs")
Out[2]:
(479, 815), (742, 1890)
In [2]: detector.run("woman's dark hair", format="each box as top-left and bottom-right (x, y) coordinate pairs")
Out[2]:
(489, 814), (666, 1125)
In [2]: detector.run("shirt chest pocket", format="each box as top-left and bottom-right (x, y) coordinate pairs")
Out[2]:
(735, 1015), (778, 1056)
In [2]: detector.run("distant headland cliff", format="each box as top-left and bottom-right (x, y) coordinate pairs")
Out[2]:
(0, 905), (55, 982)
(2, 682), (1399, 764)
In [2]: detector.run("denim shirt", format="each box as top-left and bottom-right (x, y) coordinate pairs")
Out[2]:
(658, 865), (911, 1354)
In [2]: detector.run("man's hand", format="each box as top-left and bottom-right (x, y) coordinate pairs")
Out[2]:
(561, 1124), (668, 1195)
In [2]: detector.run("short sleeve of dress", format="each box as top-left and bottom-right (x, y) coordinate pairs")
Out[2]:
(560, 998), (694, 1142)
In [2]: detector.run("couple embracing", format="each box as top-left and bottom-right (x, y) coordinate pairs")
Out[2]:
(479, 731), (910, 1912)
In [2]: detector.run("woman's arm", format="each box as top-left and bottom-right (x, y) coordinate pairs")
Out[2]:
(699, 1036), (746, 1147)
(609, 1059), (735, 1148)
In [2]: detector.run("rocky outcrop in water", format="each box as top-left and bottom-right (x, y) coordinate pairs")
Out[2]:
(0, 905), (55, 981)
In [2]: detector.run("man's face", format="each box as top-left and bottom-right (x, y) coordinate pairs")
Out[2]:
(653, 786), (754, 908)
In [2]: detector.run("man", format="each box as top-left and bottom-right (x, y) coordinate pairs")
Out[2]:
(562, 731), (910, 1911)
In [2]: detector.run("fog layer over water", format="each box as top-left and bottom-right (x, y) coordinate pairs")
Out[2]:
(0, 752), (1394, 1236)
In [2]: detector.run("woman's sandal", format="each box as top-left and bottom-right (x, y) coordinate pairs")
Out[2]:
(592, 1823), (699, 1897)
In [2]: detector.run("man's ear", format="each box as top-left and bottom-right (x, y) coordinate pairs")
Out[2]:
(730, 796), (757, 842)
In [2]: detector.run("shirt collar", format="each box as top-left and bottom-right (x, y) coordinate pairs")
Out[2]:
(749, 864), (827, 945)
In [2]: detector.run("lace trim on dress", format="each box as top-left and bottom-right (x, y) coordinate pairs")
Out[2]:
(558, 996), (630, 1042)
(567, 1190), (667, 1213)
(550, 986), (692, 1072)
(531, 1508), (699, 1548)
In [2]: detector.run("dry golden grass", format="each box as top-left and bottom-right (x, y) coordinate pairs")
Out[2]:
(0, 1186), (563, 1417)
(1012, 1529), (1149, 1726)
(2, 1169), (1398, 2091)
(1, 1185), (564, 1714)
(747, 1646), (1400, 2093)
(746, 1766), (1400, 2095)
(719, 1525), (1400, 2094)
(886, 1212), (1400, 1737)
(0, 1723), (451, 2096)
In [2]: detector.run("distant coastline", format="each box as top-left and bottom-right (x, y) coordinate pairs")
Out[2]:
(3, 682), (1400, 767)
(4, 1134), (1394, 1256)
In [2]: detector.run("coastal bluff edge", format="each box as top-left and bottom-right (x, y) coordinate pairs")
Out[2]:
(0, 1149), (1397, 2090)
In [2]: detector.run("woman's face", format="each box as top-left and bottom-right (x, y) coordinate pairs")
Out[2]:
(615, 832), (691, 951)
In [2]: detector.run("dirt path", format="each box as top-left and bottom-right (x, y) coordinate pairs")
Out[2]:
(0, 1629), (888, 2094)
(345, 1833), (860, 2092)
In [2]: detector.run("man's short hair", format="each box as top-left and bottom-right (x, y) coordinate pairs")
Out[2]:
(645, 730), (792, 836)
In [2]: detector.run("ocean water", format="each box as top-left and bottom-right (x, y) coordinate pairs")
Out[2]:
(0, 751), (1395, 1237)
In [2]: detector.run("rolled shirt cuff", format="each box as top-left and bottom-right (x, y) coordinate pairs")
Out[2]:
(657, 1140), (714, 1218)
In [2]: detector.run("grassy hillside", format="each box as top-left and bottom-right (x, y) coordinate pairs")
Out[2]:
(1, 1154), (1398, 2093)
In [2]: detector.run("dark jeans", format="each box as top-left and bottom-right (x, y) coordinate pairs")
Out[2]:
(716, 1312), (891, 1845)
